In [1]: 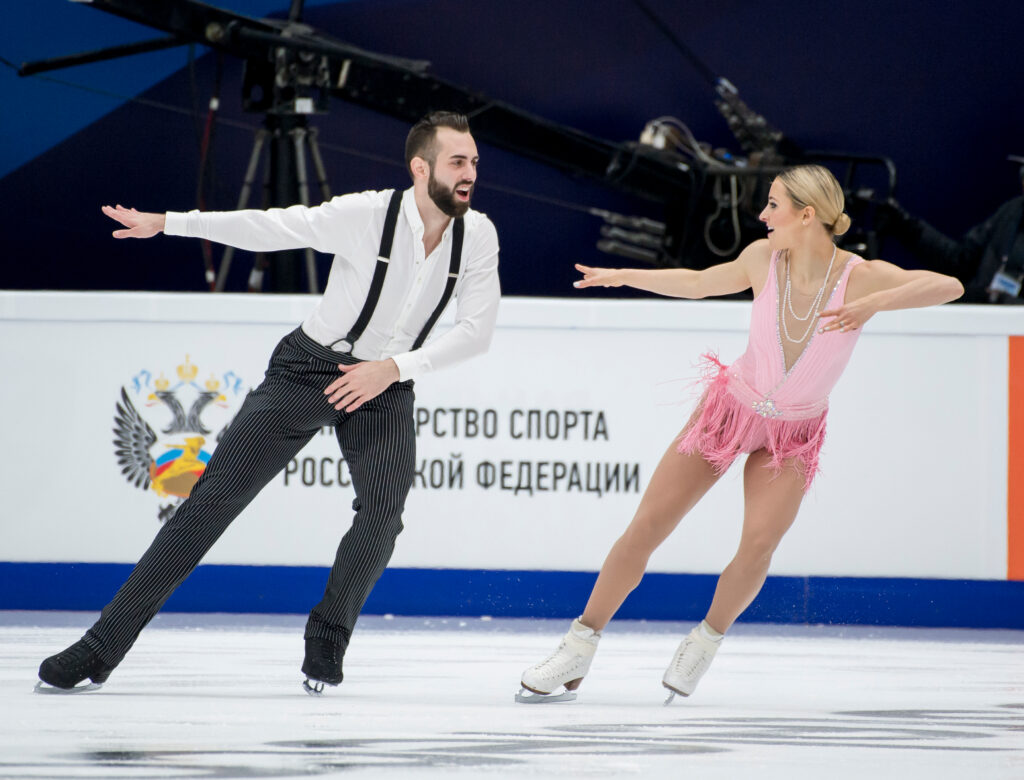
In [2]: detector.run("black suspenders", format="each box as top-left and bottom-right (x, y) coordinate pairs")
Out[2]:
(329, 190), (464, 354)
(414, 217), (464, 349)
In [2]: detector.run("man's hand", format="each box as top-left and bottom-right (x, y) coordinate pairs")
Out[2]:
(324, 359), (400, 412)
(101, 205), (165, 239)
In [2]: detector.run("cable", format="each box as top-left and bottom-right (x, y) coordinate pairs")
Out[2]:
(703, 175), (742, 256)
(629, 0), (719, 90)
(194, 51), (224, 290)
(644, 115), (717, 165)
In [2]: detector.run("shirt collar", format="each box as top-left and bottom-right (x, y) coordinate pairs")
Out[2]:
(400, 186), (455, 241)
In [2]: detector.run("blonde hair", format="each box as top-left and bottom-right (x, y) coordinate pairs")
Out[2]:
(776, 165), (851, 237)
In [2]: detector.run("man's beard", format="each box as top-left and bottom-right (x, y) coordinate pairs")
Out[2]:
(427, 168), (472, 218)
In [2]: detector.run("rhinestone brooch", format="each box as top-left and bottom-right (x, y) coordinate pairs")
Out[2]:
(752, 398), (782, 418)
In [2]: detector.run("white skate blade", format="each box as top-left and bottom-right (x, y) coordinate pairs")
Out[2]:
(515, 687), (578, 704)
(34, 681), (103, 695)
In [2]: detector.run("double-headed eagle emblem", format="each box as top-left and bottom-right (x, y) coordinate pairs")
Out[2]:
(113, 356), (244, 521)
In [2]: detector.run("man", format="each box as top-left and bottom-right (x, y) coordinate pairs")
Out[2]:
(37, 111), (500, 695)
(878, 155), (1024, 303)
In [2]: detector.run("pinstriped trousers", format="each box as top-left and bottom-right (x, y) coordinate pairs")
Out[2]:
(84, 327), (416, 666)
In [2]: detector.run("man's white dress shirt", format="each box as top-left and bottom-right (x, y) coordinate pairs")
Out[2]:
(164, 188), (501, 381)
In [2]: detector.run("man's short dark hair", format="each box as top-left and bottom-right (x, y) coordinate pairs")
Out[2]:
(405, 111), (471, 179)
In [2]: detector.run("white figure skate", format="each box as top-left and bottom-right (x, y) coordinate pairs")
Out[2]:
(516, 618), (600, 703)
(662, 624), (721, 704)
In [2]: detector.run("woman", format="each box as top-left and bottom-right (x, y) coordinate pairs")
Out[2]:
(517, 165), (964, 704)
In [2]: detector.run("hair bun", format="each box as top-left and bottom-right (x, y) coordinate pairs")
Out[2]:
(833, 212), (851, 236)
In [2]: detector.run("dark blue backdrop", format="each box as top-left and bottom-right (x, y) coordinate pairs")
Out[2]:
(1, 0), (1022, 296)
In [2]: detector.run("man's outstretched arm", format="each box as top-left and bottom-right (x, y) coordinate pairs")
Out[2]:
(103, 193), (375, 256)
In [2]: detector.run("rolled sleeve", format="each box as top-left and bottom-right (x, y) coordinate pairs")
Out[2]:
(163, 211), (190, 237)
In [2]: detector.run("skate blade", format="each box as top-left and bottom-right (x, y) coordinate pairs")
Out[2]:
(302, 678), (338, 697)
(34, 681), (103, 695)
(515, 687), (577, 704)
(662, 682), (690, 706)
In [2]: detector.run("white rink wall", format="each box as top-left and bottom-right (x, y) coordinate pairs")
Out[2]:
(1, 290), (1019, 584)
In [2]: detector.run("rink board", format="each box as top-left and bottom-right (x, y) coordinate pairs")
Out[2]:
(1, 291), (1023, 627)
(3, 562), (1024, 629)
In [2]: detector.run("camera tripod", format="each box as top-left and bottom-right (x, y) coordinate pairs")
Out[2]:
(213, 113), (331, 293)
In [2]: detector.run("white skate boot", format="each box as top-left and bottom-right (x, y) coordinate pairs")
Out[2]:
(516, 618), (601, 703)
(662, 622), (722, 704)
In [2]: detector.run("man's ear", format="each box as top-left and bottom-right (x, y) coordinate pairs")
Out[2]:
(410, 156), (431, 182)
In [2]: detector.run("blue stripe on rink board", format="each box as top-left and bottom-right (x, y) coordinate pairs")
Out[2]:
(1, 562), (1022, 629)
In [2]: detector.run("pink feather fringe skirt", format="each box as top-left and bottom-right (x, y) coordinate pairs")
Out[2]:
(675, 355), (828, 492)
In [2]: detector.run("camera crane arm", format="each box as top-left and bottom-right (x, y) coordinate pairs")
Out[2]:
(20, 0), (695, 205)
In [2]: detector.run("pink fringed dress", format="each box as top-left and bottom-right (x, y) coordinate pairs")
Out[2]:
(676, 250), (865, 491)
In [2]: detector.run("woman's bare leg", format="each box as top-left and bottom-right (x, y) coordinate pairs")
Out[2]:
(580, 440), (721, 631)
(704, 450), (806, 634)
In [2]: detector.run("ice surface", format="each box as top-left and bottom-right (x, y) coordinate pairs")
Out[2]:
(2, 612), (1022, 779)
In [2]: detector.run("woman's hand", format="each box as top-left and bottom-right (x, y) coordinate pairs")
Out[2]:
(574, 264), (624, 288)
(819, 296), (879, 333)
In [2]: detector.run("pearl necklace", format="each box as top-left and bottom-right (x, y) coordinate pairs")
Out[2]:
(781, 246), (837, 344)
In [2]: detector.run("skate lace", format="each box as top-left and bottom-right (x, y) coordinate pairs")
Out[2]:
(55, 641), (97, 671)
(671, 637), (711, 676)
(533, 640), (575, 676)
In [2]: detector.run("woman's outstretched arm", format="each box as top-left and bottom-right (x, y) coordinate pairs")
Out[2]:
(574, 239), (770, 299)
